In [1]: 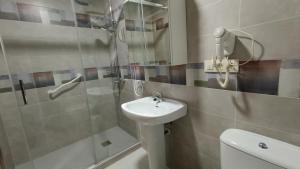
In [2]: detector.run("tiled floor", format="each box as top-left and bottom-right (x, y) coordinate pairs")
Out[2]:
(16, 127), (138, 169)
(104, 148), (149, 169)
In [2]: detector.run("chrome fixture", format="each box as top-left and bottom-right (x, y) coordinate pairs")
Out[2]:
(47, 73), (82, 95)
(258, 142), (268, 149)
(152, 91), (163, 105)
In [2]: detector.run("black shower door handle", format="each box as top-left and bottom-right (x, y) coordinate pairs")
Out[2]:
(19, 80), (27, 105)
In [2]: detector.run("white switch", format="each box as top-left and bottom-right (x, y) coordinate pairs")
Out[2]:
(204, 59), (239, 73)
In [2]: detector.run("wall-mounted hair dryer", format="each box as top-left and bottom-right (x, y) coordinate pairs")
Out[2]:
(212, 27), (236, 88)
(204, 27), (254, 88)
(214, 27), (236, 60)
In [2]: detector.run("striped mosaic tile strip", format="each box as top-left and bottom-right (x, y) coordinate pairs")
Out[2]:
(121, 59), (300, 97)
(0, 67), (115, 93)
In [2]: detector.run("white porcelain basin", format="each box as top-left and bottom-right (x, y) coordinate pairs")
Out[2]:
(121, 97), (187, 125)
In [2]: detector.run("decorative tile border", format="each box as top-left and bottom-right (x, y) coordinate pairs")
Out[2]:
(169, 65), (186, 85)
(76, 13), (91, 28)
(0, 67), (115, 93)
(121, 59), (300, 98)
(237, 60), (281, 95)
(12, 73), (35, 90)
(0, 75), (12, 93)
(1, 60), (299, 98)
(85, 68), (98, 81)
(33, 71), (55, 88)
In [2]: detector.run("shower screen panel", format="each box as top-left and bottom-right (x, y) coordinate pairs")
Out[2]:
(0, 0), (138, 169)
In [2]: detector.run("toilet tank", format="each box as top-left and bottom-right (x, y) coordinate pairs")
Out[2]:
(220, 129), (300, 169)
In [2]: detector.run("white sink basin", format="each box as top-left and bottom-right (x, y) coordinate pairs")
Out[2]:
(121, 96), (187, 125)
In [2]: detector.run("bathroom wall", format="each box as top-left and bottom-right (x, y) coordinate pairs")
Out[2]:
(0, 114), (14, 169)
(138, 0), (300, 169)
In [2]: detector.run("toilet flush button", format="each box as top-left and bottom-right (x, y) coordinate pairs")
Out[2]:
(258, 142), (268, 149)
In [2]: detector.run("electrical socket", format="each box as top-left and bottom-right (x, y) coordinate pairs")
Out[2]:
(204, 59), (239, 73)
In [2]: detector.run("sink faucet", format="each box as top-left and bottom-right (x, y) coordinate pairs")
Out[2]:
(152, 91), (163, 105)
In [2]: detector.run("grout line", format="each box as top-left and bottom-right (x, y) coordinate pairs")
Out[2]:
(236, 120), (300, 141)
(174, 121), (220, 141)
(188, 105), (235, 121)
(233, 77), (238, 128)
(238, 0), (242, 28)
(198, 0), (224, 9)
(241, 15), (300, 30)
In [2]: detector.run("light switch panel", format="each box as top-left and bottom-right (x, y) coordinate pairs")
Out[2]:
(204, 59), (239, 73)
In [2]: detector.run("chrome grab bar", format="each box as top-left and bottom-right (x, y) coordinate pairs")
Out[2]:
(48, 73), (82, 95)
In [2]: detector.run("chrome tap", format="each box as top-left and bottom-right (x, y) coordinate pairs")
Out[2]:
(152, 91), (163, 105)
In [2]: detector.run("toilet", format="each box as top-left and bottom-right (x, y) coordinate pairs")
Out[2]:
(220, 129), (300, 169)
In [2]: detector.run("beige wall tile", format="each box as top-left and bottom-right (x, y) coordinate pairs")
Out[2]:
(4, 124), (31, 164)
(0, 92), (18, 109)
(0, 108), (22, 129)
(240, 0), (300, 27)
(170, 139), (220, 169)
(172, 122), (220, 160)
(78, 29), (112, 68)
(3, 38), (82, 74)
(182, 107), (234, 138)
(0, 114), (14, 169)
(188, 0), (221, 8)
(236, 120), (300, 147)
(187, 0), (240, 36)
(188, 34), (215, 63)
(234, 92), (300, 135)
(242, 17), (300, 60)
(170, 139), (201, 169)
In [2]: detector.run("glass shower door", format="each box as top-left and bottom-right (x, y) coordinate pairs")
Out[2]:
(1, 36), (95, 169)
(0, 0), (139, 169)
(0, 0), (96, 168)
(74, 0), (139, 164)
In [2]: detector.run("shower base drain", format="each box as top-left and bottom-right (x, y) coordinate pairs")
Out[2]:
(101, 140), (112, 147)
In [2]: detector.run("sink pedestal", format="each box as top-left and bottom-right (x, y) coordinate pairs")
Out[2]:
(141, 124), (167, 169)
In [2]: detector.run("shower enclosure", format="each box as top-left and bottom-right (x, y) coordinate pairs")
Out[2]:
(0, 0), (138, 169)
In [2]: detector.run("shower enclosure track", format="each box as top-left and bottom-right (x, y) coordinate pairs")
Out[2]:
(88, 143), (141, 169)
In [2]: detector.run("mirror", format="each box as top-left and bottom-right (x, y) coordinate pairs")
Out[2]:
(123, 0), (187, 66)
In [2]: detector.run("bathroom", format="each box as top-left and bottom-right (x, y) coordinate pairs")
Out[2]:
(0, 0), (299, 169)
